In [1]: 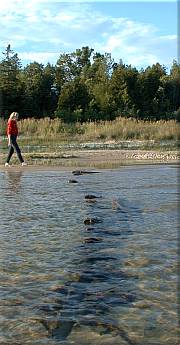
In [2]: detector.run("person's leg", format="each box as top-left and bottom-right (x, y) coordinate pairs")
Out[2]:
(11, 135), (24, 163)
(6, 145), (14, 163)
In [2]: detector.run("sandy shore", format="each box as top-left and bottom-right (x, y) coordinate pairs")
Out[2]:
(0, 149), (178, 171)
(63, 149), (179, 163)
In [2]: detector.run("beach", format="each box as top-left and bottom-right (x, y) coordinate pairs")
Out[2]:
(0, 148), (178, 170)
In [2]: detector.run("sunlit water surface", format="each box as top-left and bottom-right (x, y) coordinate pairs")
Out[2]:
(0, 165), (178, 345)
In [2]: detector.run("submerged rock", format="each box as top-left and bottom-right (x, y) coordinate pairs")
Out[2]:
(84, 217), (102, 225)
(72, 170), (100, 175)
(85, 194), (100, 199)
(85, 194), (95, 199)
(85, 198), (97, 203)
(41, 319), (75, 341)
(84, 237), (103, 243)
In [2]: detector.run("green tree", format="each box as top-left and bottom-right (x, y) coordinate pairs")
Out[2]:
(1, 45), (179, 122)
(41, 63), (57, 117)
(55, 53), (75, 93)
(84, 53), (115, 120)
(20, 62), (44, 117)
(72, 46), (94, 75)
(0, 44), (22, 117)
(20, 62), (57, 117)
(136, 63), (167, 119)
(55, 46), (94, 94)
(56, 77), (90, 122)
(110, 62), (136, 116)
(169, 60), (180, 112)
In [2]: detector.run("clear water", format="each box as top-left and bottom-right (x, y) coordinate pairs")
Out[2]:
(0, 165), (178, 345)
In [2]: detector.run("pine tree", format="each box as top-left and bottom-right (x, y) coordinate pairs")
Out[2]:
(0, 44), (22, 117)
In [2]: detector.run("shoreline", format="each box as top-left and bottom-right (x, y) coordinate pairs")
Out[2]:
(0, 149), (178, 171)
(0, 163), (178, 173)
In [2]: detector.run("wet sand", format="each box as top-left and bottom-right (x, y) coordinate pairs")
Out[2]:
(0, 149), (178, 171)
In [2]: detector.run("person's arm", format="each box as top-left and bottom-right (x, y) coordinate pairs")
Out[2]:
(7, 120), (12, 145)
(7, 134), (11, 146)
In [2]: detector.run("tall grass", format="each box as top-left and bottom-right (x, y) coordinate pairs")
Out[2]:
(80, 117), (179, 141)
(0, 116), (179, 142)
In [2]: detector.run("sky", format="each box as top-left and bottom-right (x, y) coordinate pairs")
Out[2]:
(0, 0), (178, 70)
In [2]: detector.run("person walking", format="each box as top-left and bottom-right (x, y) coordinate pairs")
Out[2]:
(5, 112), (27, 167)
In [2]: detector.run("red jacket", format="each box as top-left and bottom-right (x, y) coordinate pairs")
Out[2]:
(7, 119), (18, 136)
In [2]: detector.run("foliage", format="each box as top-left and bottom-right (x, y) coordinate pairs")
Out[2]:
(0, 45), (22, 117)
(0, 45), (180, 121)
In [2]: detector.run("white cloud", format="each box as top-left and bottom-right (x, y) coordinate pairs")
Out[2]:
(0, 1), (176, 69)
(98, 16), (177, 68)
(19, 51), (60, 65)
(159, 34), (177, 41)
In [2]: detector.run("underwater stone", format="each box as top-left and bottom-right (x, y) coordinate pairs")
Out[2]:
(84, 217), (102, 225)
(84, 237), (103, 243)
(85, 194), (99, 199)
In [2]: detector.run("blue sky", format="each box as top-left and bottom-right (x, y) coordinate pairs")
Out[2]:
(0, 1), (177, 70)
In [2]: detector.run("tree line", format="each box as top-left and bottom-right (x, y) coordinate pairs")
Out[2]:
(0, 44), (179, 122)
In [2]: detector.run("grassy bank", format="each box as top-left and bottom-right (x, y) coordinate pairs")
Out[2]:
(0, 117), (179, 167)
(0, 117), (179, 144)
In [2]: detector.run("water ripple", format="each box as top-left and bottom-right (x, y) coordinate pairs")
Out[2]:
(0, 165), (178, 345)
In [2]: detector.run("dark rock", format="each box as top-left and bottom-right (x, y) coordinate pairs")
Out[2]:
(84, 217), (102, 225)
(41, 319), (75, 340)
(68, 179), (78, 183)
(72, 170), (83, 175)
(85, 199), (97, 203)
(85, 194), (98, 199)
(72, 170), (100, 175)
(84, 237), (103, 243)
(85, 256), (117, 264)
(85, 195), (102, 203)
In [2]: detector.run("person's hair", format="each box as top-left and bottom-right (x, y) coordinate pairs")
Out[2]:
(9, 112), (19, 120)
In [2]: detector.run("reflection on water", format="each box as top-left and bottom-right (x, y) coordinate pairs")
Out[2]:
(0, 165), (178, 345)
(5, 170), (23, 193)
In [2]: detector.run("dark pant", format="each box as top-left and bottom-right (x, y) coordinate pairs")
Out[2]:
(6, 135), (24, 163)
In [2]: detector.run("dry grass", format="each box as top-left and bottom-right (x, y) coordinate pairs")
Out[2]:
(0, 116), (179, 143)
(79, 117), (178, 141)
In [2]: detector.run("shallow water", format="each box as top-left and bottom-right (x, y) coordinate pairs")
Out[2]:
(0, 165), (178, 345)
